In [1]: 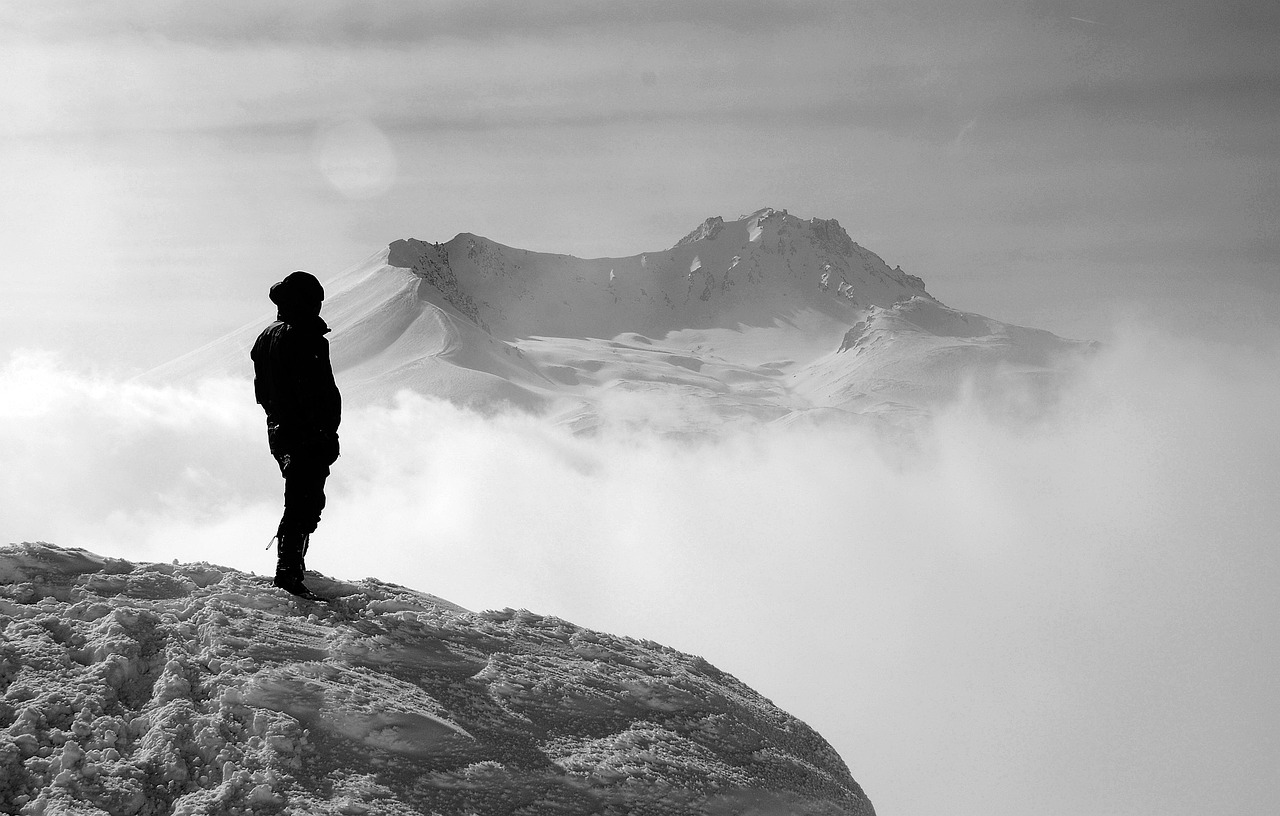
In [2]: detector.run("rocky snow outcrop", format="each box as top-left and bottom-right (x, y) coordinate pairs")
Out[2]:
(0, 543), (874, 816)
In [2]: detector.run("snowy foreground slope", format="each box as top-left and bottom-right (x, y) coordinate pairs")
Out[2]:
(0, 543), (873, 816)
(148, 208), (1091, 432)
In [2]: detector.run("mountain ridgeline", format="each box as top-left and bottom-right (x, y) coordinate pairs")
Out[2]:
(385, 208), (927, 341)
(150, 208), (1091, 429)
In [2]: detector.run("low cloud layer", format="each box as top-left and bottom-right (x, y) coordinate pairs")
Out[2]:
(2, 325), (1278, 816)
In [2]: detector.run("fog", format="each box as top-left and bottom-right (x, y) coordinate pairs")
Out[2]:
(2, 324), (1278, 816)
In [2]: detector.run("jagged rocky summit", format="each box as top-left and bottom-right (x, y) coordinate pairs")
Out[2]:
(148, 207), (1092, 431)
(0, 543), (874, 815)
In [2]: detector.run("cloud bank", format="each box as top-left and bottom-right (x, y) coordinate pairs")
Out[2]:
(2, 324), (1277, 816)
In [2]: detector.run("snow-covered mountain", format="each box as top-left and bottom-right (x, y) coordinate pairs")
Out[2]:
(0, 542), (874, 815)
(149, 208), (1091, 430)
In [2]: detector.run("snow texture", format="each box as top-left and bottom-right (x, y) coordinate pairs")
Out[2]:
(0, 543), (873, 815)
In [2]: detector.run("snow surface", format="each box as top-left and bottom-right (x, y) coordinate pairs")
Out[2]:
(0, 543), (873, 815)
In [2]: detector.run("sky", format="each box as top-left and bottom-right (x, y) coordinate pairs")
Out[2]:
(2, 0), (1277, 369)
(2, 2), (1279, 815)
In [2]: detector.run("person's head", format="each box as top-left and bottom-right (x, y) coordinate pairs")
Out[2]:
(269, 271), (324, 321)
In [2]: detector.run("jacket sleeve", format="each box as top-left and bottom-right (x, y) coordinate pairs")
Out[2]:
(250, 329), (275, 414)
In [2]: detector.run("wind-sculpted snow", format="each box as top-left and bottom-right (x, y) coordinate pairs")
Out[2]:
(0, 543), (873, 816)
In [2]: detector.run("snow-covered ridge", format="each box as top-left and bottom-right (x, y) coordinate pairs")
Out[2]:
(384, 208), (930, 343)
(143, 208), (1091, 433)
(0, 542), (874, 815)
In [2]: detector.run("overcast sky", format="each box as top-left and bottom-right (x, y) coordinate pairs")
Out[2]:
(2, 0), (1277, 370)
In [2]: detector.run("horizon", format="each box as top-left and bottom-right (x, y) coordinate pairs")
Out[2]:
(3, 3), (1279, 815)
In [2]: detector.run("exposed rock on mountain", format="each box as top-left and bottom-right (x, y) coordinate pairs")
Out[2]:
(0, 543), (874, 815)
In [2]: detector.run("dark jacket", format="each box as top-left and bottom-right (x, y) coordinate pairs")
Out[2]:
(251, 313), (341, 454)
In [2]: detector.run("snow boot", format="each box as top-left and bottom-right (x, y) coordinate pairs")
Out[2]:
(273, 533), (322, 601)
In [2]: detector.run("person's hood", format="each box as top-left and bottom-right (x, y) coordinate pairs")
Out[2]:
(269, 271), (328, 332)
(270, 271), (323, 309)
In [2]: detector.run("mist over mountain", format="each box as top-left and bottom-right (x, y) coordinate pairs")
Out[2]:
(149, 208), (1092, 433)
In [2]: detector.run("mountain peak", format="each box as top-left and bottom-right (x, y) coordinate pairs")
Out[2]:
(679, 209), (856, 259)
(376, 209), (935, 344)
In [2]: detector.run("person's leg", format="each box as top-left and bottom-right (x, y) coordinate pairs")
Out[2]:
(279, 454), (330, 540)
(273, 453), (330, 595)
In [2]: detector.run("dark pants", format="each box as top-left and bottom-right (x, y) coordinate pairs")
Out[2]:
(274, 451), (331, 538)
(268, 424), (339, 539)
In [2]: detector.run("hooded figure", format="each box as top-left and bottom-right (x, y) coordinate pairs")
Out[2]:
(251, 270), (341, 599)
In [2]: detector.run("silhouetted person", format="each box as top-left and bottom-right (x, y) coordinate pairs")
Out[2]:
(251, 271), (341, 600)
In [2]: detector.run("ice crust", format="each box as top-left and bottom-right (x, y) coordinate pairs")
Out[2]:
(0, 543), (873, 815)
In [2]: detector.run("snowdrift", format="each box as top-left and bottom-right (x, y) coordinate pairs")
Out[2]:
(0, 543), (874, 815)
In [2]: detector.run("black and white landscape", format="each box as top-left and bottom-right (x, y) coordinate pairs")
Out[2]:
(6, 207), (1278, 816)
(3, 3), (1278, 816)
(8, 208), (1096, 814)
